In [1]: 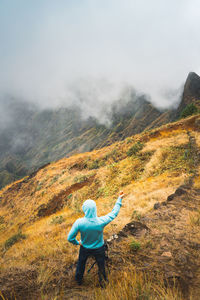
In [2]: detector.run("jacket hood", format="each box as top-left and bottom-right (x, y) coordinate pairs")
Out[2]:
(82, 199), (97, 219)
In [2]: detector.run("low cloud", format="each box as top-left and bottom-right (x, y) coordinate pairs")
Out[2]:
(0, 0), (199, 122)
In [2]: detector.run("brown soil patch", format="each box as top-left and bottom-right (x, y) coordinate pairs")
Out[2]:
(36, 175), (95, 217)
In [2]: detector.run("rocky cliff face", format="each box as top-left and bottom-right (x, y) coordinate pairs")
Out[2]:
(176, 72), (200, 115)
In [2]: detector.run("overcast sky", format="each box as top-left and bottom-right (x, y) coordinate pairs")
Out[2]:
(0, 0), (200, 112)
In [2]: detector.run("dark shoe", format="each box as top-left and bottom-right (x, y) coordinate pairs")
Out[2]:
(99, 279), (108, 289)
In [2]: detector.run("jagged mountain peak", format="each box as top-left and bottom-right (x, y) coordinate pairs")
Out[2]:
(186, 71), (200, 81)
(184, 71), (200, 98)
(178, 71), (200, 112)
(175, 71), (200, 118)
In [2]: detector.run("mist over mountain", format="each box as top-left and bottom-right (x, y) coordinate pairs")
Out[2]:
(0, 87), (159, 188)
(1, 0), (200, 111)
(0, 0), (200, 188)
(0, 70), (200, 189)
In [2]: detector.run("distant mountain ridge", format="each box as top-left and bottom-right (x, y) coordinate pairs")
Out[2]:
(0, 71), (199, 188)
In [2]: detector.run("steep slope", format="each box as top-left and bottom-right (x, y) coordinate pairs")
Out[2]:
(0, 114), (199, 299)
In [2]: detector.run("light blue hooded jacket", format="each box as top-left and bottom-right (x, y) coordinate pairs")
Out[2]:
(67, 197), (122, 249)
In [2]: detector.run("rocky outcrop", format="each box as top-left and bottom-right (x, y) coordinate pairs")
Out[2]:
(176, 72), (200, 116)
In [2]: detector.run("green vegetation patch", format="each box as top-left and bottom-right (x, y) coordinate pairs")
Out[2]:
(126, 137), (133, 144)
(87, 159), (101, 170)
(125, 151), (154, 182)
(83, 147), (126, 171)
(73, 174), (90, 184)
(5, 232), (27, 250)
(104, 148), (125, 163)
(51, 215), (65, 225)
(127, 142), (144, 157)
(157, 144), (195, 175)
(180, 103), (199, 119)
(130, 239), (141, 251)
(131, 210), (141, 221)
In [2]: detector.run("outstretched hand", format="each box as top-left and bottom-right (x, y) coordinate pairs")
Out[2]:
(119, 191), (126, 199)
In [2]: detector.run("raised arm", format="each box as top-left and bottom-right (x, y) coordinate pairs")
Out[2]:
(99, 192), (125, 226)
(67, 220), (80, 245)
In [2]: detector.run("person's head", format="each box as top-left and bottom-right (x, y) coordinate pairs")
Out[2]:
(82, 199), (97, 218)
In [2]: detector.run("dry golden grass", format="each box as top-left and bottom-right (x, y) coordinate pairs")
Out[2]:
(189, 209), (200, 227)
(0, 116), (199, 298)
(0, 161), (188, 272)
(194, 173), (200, 188)
(142, 131), (189, 153)
(94, 265), (183, 300)
(194, 131), (200, 148)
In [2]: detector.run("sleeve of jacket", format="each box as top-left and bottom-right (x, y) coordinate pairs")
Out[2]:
(99, 197), (122, 226)
(67, 220), (80, 245)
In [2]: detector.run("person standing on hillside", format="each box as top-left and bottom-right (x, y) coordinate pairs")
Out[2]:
(67, 191), (125, 287)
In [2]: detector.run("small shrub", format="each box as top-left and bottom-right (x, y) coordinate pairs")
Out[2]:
(64, 193), (73, 204)
(48, 175), (60, 186)
(73, 175), (88, 184)
(5, 232), (26, 250)
(36, 182), (43, 191)
(126, 138), (132, 144)
(41, 190), (46, 197)
(180, 103), (198, 119)
(132, 210), (141, 221)
(127, 142), (144, 157)
(51, 215), (65, 225)
(87, 160), (99, 170)
(130, 239), (141, 251)
(106, 149), (122, 162)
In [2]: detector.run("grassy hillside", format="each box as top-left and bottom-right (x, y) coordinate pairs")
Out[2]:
(0, 114), (200, 299)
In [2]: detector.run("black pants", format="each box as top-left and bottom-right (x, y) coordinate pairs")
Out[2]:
(75, 244), (107, 285)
